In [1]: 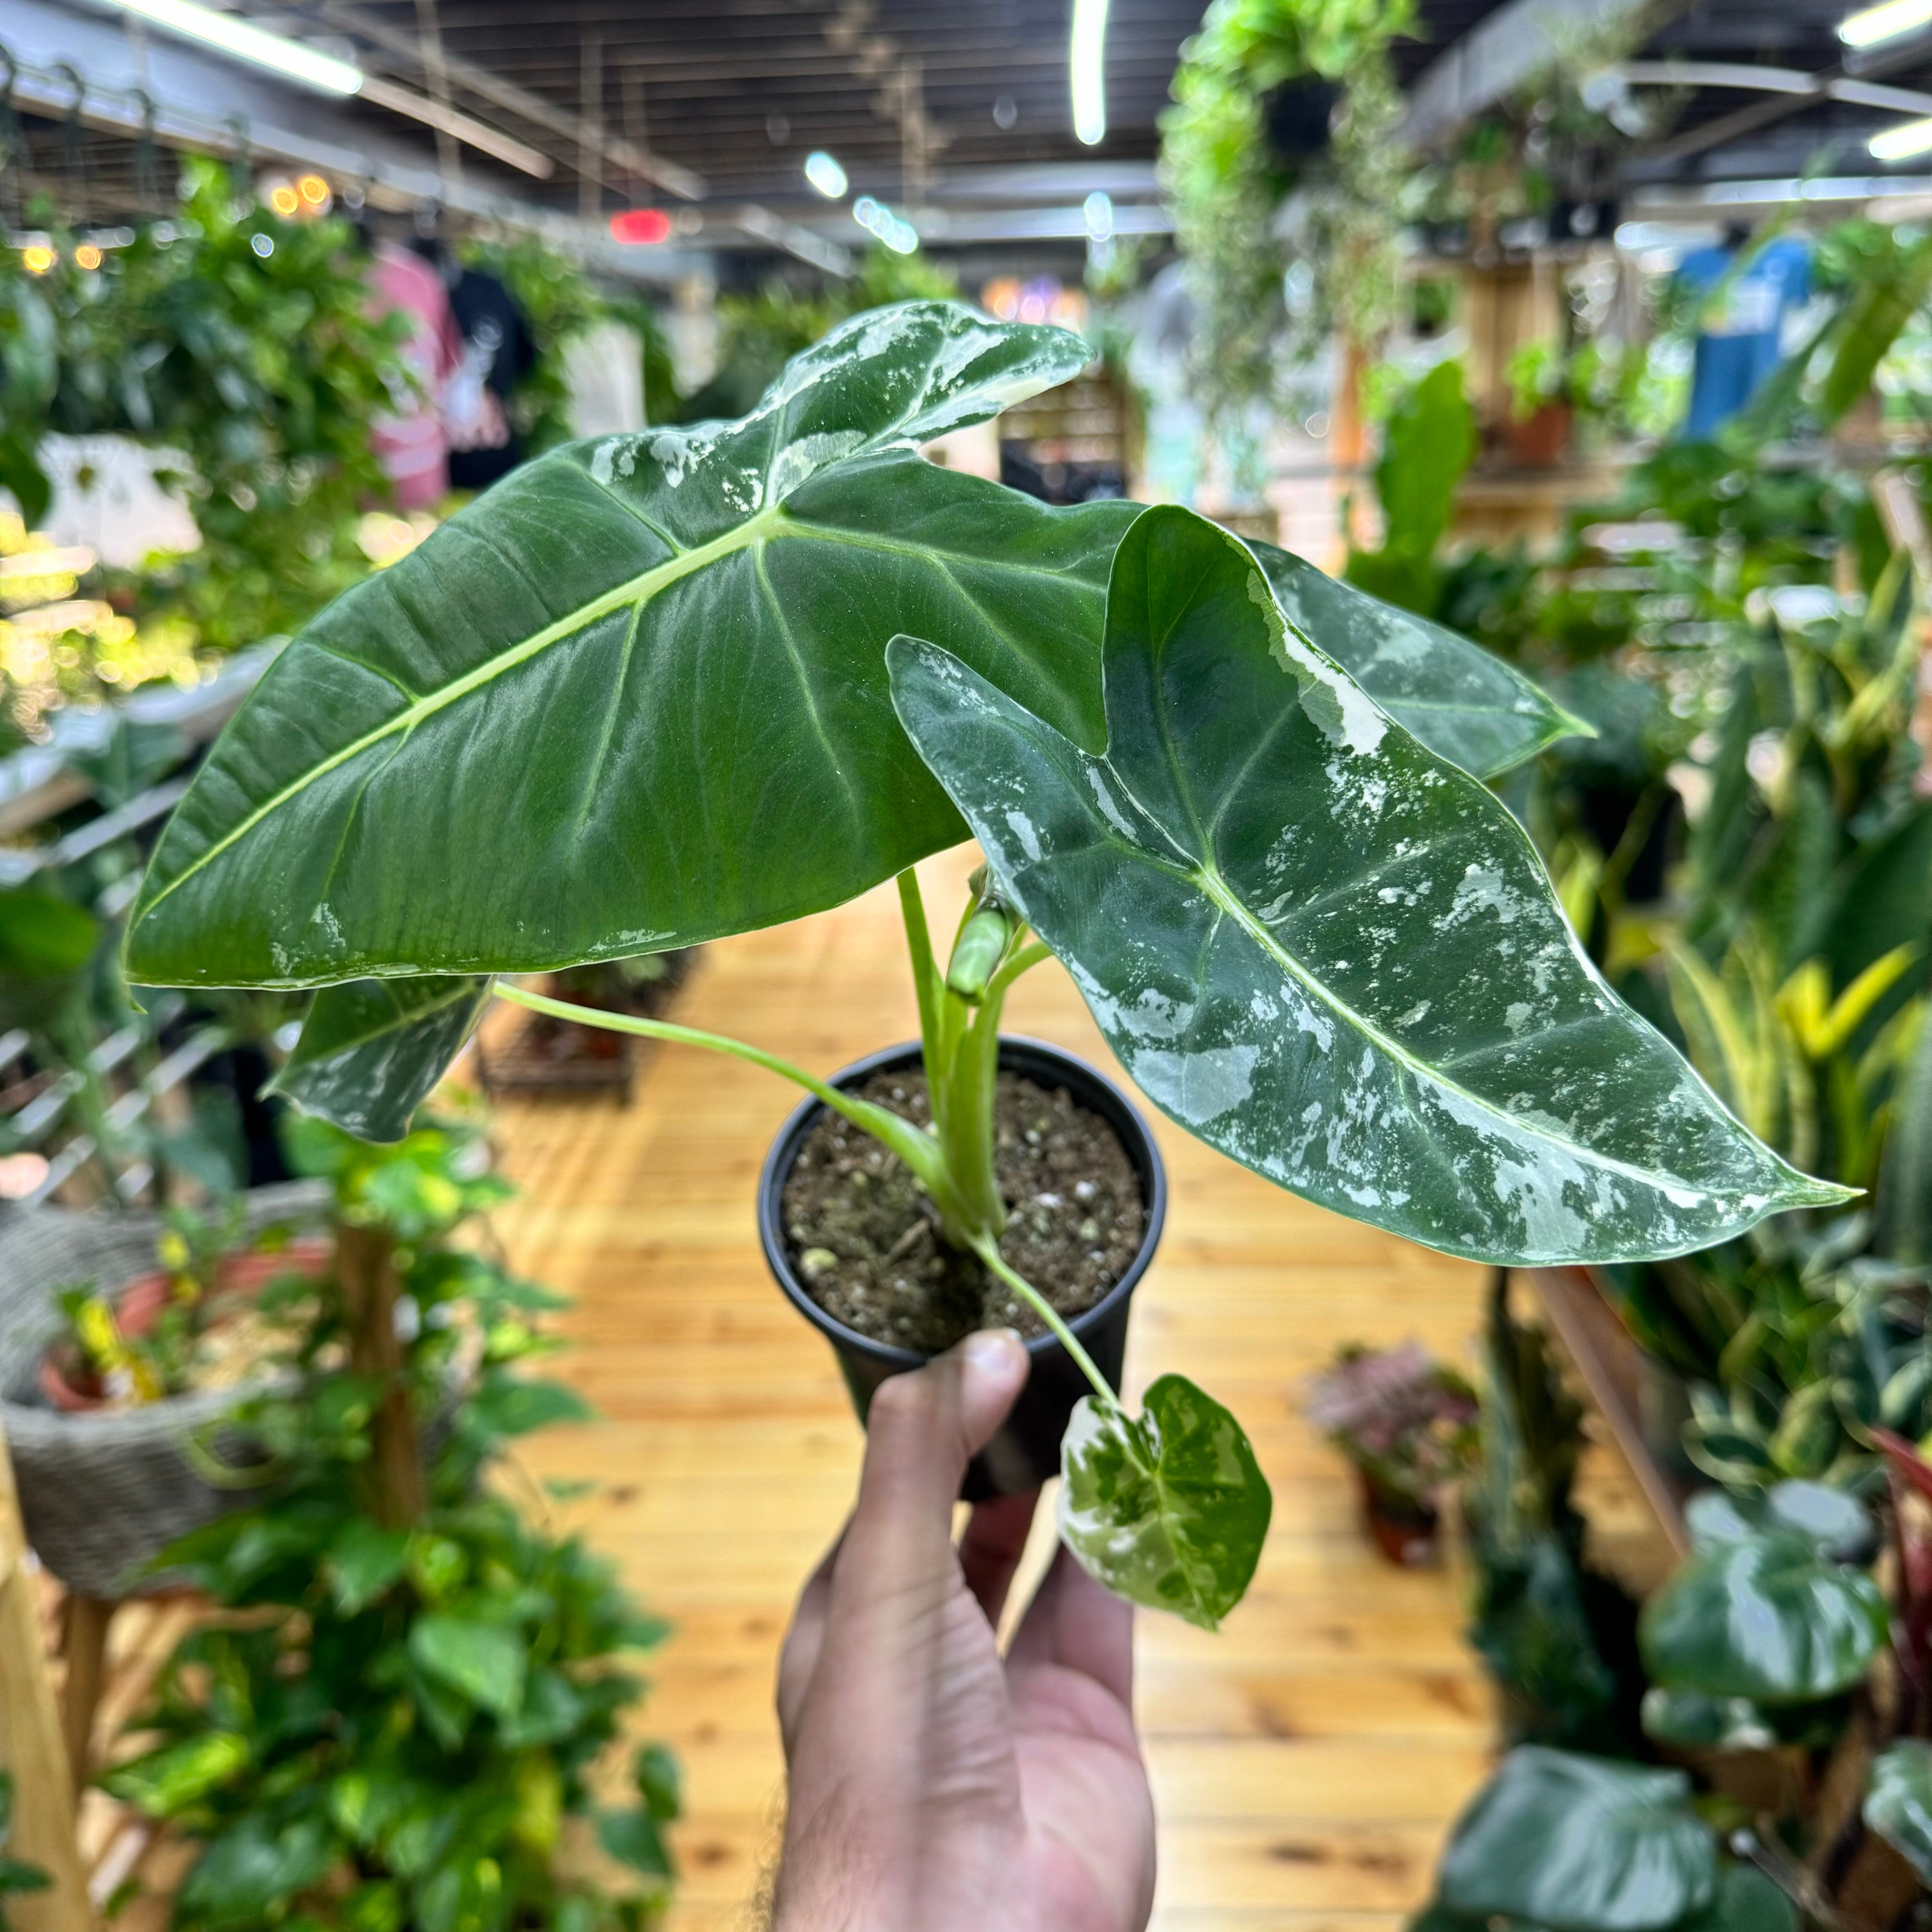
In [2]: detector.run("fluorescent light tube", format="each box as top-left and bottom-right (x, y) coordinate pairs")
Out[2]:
(1072, 0), (1110, 146)
(106, 0), (363, 96)
(1873, 115), (1932, 157)
(1841, 0), (1932, 47)
(804, 151), (848, 198)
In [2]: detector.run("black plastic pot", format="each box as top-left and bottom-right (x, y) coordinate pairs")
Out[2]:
(758, 1036), (1167, 1499)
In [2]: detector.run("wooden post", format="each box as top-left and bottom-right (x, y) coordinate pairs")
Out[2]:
(0, 1419), (94, 1932)
(58, 1596), (115, 1799)
(336, 1224), (426, 1528)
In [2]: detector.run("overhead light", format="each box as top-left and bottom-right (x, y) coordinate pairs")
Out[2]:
(102, 0), (362, 96)
(1841, 0), (1932, 43)
(804, 151), (848, 198)
(852, 195), (919, 253)
(1873, 115), (1932, 158)
(1071, 0), (1110, 145)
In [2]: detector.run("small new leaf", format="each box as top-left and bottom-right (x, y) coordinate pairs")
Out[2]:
(270, 976), (493, 1143)
(1058, 1373), (1270, 1630)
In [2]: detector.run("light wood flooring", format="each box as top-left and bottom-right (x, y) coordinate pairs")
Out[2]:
(488, 847), (1508, 1932)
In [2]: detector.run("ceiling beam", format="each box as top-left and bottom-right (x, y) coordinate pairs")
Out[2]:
(1400, 0), (1684, 150)
(308, 0), (706, 197)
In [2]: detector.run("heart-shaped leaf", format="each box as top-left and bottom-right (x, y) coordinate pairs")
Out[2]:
(269, 975), (492, 1142)
(1639, 1530), (1888, 1703)
(125, 301), (1578, 1006)
(889, 506), (1844, 1265)
(1438, 1747), (1716, 1932)
(1057, 1372), (1271, 1630)
(407, 1611), (527, 1718)
(1866, 1738), (1932, 1883)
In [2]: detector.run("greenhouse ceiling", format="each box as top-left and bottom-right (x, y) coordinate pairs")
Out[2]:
(10, 0), (1932, 260)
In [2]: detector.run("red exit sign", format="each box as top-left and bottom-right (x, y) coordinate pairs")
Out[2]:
(609, 208), (672, 245)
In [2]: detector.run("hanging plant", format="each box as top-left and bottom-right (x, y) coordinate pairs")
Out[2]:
(1159, 0), (1419, 414)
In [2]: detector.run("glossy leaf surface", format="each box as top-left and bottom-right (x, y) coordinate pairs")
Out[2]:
(1866, 1738), (1932, 1883)
(125, 301), (1578, 1001)
(125, 303), (1109, 987)
(1256, 543), (1585, 781)
(1639, 1530), (1888, 1703)
(891, 506), (1841, 1265)
(1438, 1747), (1715, 1932)
(1685, 1480), (1875, 1563)
(1057, 1373), (1271, 1630)
(269, 975), (492, 1142)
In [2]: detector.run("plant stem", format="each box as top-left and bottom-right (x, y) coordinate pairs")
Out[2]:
(968, 1232), (1116, 1408)
(496, 981), (967, 1225)
(896, 869), (944, 1135)
(336, 1222), (425, 1528)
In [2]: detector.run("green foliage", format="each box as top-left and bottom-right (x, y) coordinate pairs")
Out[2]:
(0, 160), (410, 652)
(1346, 360), (1477, 614)
(1432, 1748), (1717, 1932)
(1865, 1739), (1932, 1884)
(1463, 1288), (1645, 1755)
(125, 304), (1814, 1633)
(1159, 0), (1417, 410)
(107, 1112), (673, 1931)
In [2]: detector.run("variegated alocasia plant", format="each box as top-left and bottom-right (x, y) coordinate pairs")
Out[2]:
(124, 302), (1842, 1626)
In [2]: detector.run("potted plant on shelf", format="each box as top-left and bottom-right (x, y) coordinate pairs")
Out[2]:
(121, 302), (1838, 1631)
(99, 1107), (680, 1932)
(1303, 1341), (1478, 1563)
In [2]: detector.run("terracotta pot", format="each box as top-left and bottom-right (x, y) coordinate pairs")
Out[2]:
(40, 1237), (332, 1413)
(1357, 1466), (1441, 1565)
(1504, 400), (1572, 470)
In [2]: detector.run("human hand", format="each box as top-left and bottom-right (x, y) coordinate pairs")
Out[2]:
(771, 1329), (1156, 1932)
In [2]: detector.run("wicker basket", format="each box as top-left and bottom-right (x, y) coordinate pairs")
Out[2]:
(0, 1182), (330, 1599)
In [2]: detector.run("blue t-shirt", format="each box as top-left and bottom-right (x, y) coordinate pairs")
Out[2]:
(1678, 236), (1811, 439)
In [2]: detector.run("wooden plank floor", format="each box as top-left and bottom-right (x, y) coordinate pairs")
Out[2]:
(488, 847), (1502, 1932)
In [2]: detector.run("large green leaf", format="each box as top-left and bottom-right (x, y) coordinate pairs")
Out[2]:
(1057, 1373), (1271, 1630)
(889, 506), (1843, 1265)
(1866, 1738), (1932, 1883)
(124, 301), (1576, 1003)
(1639, 1529), (1888, 1703)
(1256, 542), (1587, 781)
(124, 303), (1113, 989)
(1438, 1748), (1715, 1932)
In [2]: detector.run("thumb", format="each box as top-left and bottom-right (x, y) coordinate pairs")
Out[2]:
(841, 1329), (1029, 1575)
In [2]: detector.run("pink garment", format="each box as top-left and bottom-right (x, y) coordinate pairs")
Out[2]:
(368, 244), (463, 510)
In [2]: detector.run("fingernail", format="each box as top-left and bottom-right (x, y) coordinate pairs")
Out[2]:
(962, 1327), (1023, 1377)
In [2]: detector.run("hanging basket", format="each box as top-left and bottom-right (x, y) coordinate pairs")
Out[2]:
(0, 1181), (330, 1599)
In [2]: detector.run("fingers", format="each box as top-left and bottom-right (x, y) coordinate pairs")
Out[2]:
(776, 1531), (842, 1755)
(958, 1489), (1040, 1628)
(838, 1329), (1030, 1591)
(1008, 1544), (1135, 1710)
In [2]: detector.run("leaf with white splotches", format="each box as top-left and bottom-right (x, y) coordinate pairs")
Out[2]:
(890, 505), (1845, 1265)
(1057, 1373), (1270, 1630)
